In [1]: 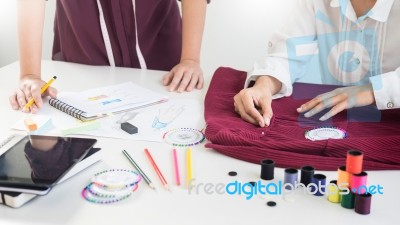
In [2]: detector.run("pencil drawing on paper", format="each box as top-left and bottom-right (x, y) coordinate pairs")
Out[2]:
(152, 105), (185, 129)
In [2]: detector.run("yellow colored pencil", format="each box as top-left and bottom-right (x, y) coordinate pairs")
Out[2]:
(186, 148), (193, 188)
(23, 76), (57, 111)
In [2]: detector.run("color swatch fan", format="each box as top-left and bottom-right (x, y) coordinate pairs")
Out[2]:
(82, 169), (141, 204)
(163, 128), (205, 147)
(305, 127), (347, 141)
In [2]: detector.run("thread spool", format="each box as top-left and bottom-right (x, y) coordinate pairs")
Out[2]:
(341, 190), (355, 209)
(283, 168), (298, 190)
(355, 193), (372, 215)
(350, 171), (368, 194)
(346, 150), (363, 174)
(300, 166), (315, 186)
(311, 174), (326, 196)
(327, 180), (341, 203)
(337, 166), (350, 188)
(260, 159), (275, 180)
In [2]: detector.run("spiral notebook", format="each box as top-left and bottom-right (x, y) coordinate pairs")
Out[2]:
(49, 82), (168, 121)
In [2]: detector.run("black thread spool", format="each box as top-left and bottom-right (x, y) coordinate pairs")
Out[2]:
(300, 166), (315, 186)
(260, 159), (275, 180)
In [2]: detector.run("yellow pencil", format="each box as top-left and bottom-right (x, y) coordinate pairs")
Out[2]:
(23, 76), (57, 111)
(186, 148), (193, 188)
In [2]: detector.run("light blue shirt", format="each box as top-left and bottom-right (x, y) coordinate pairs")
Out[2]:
(247, 0), (400, 110)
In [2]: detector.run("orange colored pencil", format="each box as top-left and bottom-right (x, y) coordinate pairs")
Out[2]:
(144, 148), (169, 190)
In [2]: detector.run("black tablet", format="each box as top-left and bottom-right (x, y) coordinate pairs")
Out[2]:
(0, 135), (97, 195)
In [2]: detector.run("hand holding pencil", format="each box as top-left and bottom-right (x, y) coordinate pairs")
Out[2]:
(9, 75), (58, 113)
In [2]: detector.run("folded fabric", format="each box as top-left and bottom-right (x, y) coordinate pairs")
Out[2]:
(204, 67), (400, 170)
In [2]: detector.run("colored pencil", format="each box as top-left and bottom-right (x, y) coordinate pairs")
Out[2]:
(186, 148), (193, 188)
(144, 148), (169, 190)
(173, 149), (181, 186)
(122, 150), (155, 189)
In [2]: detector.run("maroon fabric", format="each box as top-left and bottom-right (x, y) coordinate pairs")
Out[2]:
(53, 0), (182, 71)
(204, 67), (400, 170)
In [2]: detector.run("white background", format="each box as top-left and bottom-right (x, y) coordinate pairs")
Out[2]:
(0, 0), (295, 76)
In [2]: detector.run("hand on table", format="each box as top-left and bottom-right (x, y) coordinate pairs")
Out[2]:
(163, 59), (204, 93)
(297, 84), (375, 121)
(9, 75), (57, 113)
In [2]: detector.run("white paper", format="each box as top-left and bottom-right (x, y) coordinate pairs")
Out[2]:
(72, 99), (205, 142)
(56, 82), (168, 116)
(11, 98), (204, 143)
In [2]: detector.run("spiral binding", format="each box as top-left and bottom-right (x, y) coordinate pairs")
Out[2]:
(49, 98), (87, 121)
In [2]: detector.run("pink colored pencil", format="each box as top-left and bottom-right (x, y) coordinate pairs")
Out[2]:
(173, 149), (181, 186)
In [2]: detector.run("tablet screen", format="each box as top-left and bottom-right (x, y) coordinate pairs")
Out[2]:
(0, 135), (97, 188)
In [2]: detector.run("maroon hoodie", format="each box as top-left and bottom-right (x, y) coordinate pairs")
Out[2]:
(205, 67), (400, 170)
(52, 0), (181, 70)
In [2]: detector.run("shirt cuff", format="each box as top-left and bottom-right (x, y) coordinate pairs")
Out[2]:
(370, 70), (400, 110)
(245, 58), (293, 100)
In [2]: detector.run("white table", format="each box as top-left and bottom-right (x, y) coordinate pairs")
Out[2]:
(0, 61), (398, 225)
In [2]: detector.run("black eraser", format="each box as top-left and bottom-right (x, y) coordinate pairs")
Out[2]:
(121, 122), (138, 134)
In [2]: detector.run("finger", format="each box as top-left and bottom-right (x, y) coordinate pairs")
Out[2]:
(15, 89), (28, 112)
(46, 87), (58, 98)
(186, 73), (199, 92)
(177, 71), (193, 93)
(196, 73), (204, 89)
(319, 100), (348, 121)
(234, 96), (259, 125)
(297, 90), (339, 113)
(304, 93), (347, 118)
(303, 103), (326, 118)
(168, 69), (184, 92)
(31, 104), (39, 114)
(22, 86), (32, 102)
(30, 84), (43, 108)
(297, 96), (322, 113)
(240, 92), (266, 127)
(9, 93), (20, 110)
(234, 102), (239, 113)
(259, 95), (273, 126)
(162, 71), (174, 86)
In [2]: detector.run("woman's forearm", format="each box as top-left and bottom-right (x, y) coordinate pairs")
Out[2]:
(17, 0), (45, 79)
(180, 0), (207, 63)
(254, 76), (283, 96)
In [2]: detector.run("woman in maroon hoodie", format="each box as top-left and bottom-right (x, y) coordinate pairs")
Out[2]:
(10, 0), (209, 112)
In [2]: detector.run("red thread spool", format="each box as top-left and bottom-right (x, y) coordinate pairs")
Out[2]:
(346, 150), (363, 174)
